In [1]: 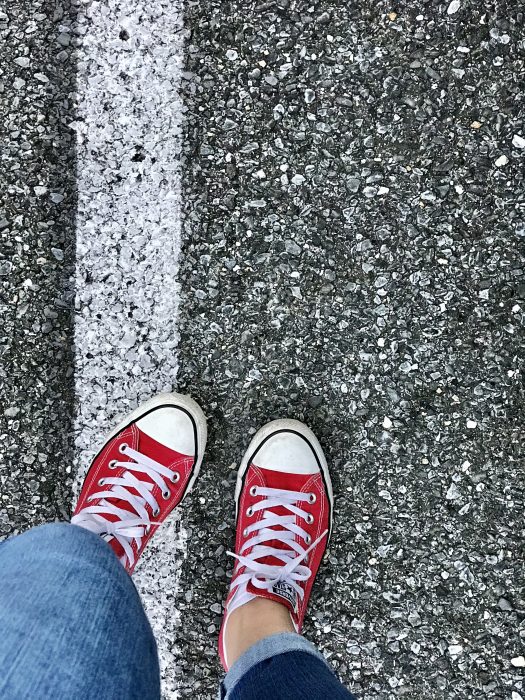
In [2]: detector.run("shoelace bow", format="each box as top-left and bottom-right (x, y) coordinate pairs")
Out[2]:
(71, 443), (180, 569)
(227, 486), (328, 613)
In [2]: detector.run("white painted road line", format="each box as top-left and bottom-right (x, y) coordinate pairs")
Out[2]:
(73, 1), (185, 696)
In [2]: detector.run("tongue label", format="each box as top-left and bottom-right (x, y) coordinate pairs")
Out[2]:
(272, 581), (297, 612)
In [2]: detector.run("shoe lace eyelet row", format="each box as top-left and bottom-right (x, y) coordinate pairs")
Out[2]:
(104, 450), (179, 504)
(230, 485), (331, 603)
(244, 489), (316, 544)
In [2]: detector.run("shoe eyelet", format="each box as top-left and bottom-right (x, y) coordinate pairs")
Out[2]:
(98, 478), (105, 486)
(243, 528), (249, 537)
(308, 493), (316, 504)
(250, 486), (258, 497)
(162, 489), (171, 500)
(171, 472), (180, 483)
(108, 460), (117, 469)
(118, 442), (128, 454)
(246, 506), (254, 517)
(305, 534), (311, 545)
(153, 508), (160, 517)
(306, 513), (314, 525)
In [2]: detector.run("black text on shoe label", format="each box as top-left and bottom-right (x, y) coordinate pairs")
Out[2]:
(272, 581), (298, 612)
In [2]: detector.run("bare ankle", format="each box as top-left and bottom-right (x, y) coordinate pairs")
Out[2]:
(224, 598), (295, 667)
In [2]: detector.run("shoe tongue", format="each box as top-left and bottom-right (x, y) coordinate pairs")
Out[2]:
(247, 578), (299, 615)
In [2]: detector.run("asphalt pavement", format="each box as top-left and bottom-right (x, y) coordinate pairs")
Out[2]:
(1, 1), (524, 699)
(174, 2), (524, 698)
(0, 0), (76, 537)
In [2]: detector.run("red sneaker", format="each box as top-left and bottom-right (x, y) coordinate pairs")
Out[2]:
(219, 419), (333, 670)
(72, 393), (207, 573)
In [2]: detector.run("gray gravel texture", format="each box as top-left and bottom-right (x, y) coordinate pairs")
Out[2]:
(175, 1), (524, 698)
(0, 1), (76, 538)
(0, 1), (524, 699)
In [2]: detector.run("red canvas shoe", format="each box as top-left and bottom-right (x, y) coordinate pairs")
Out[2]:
(72, 393), (207, 573)
(219, 419), (333, 670)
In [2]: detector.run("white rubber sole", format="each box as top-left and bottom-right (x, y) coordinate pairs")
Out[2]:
(234, 418), (334, 540)
(98, 392), (208, 498)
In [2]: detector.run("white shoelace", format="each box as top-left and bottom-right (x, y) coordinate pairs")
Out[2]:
(227, 486), (328, 614)
(72, 442), (180, 569)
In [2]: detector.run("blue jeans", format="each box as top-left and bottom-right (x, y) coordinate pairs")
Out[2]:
(0, 524), (355, 699)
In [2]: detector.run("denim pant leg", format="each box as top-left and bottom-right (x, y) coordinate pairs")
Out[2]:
(220, 633), (356, 700)
(0, 523), (160, 700)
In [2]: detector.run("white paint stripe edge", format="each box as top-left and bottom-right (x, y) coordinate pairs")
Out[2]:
(72, 2), (186, 697)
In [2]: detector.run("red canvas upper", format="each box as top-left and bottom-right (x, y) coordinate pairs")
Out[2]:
(73, 422), (195, 573)
(235, 464), (329, 626)
(219, 455), (331, 670)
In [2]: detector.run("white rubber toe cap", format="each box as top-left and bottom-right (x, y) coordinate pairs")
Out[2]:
(136, 406), (196, 456)
(253, 430), (319, 474)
